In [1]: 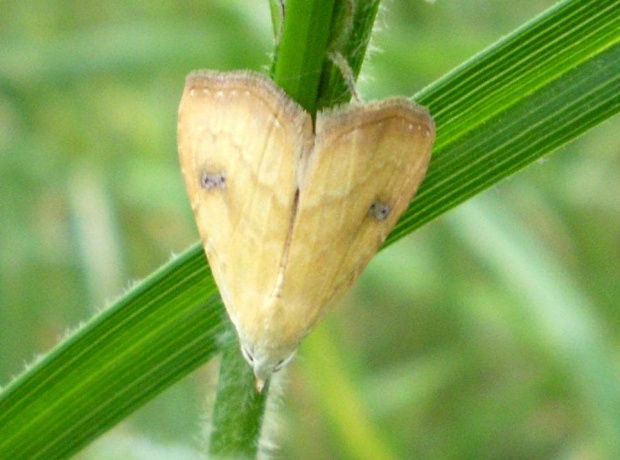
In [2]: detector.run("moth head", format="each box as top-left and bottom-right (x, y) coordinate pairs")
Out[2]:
(240, 343), (297, 392)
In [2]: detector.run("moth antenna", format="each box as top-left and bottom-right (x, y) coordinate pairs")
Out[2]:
(272, 0), (286, 46)
(329, 51), (362, 103)
(329, 0), (355, 52)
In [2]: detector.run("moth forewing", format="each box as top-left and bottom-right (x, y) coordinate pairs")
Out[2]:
(278, 99), (435, 334)
(177, 70), (312, 331)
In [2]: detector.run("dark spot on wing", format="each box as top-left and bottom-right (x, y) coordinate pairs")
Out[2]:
(200, 171), (226, 190)
(368, 200), (391, 221)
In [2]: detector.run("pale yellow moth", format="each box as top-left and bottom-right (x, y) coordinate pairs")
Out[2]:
(177, 70), (435, 391)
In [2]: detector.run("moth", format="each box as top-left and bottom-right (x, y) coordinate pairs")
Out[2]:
(177, 70), (435, 391)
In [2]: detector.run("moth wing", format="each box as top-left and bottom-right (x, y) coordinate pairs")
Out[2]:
(280, 99), (435, 335)
(177, 70), (312, 328)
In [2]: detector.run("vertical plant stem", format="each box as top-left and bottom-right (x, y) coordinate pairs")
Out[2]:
(209, 323), (269, 458)
(207, 1), (383, 457)
(272, 0), (336, 114)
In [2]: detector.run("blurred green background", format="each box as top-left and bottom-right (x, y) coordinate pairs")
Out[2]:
(1, 0), (619, 458)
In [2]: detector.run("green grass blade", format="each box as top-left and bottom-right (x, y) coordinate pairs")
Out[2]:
(0, 246), (221, 458)
(387, 0), (620, 243)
